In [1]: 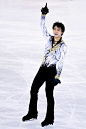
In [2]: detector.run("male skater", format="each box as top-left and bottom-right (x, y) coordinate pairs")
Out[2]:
(22, 3), (67, 127)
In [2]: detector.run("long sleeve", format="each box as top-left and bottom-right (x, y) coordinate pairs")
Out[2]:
(54, 44), (67, 80)
(40, 14), (51, 39)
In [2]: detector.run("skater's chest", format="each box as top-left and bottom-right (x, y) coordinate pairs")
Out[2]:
(45, 41), (61, 55)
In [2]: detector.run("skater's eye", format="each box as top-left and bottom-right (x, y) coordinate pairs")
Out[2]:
(54, 27), (61, 31)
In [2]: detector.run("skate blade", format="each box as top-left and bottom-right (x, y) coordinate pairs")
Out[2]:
(29, 118), (37, 121)
(41, 123), (53, 127)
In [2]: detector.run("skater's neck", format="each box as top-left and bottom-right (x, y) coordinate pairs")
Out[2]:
(53, 37), (62, 47)
(54, 36), (61, 42)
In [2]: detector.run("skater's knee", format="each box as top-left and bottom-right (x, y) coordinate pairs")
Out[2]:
(45, 87), (54, 99)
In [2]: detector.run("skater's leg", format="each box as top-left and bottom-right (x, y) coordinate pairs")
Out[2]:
(45, 81), (55, 120)
(41, 81), (55, 126)
(29, 66), (46, 114)
(41, 66), (57, 126)
(45, 66), (57, 120)
(22, 66), (46, 121)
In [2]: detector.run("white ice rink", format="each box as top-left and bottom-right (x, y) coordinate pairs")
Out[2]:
(0, 0), (86, 129)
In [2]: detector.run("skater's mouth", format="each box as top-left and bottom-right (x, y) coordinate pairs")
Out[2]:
(55, 34), (58, 35)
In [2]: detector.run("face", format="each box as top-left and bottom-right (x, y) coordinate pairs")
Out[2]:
(53, 26), (63, 38)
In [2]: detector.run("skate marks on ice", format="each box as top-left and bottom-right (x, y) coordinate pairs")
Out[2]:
(0, 48), (85, 129)
(54, 82), (86, 129)
(0, 48), (29, 129)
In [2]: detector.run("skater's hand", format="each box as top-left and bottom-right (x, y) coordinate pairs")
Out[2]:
(53, 78), (61, 86)
(41, 3), (49, 15)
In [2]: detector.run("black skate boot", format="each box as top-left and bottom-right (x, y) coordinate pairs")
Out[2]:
(41, 118), (54, 127)
(22, 112), (38, 122)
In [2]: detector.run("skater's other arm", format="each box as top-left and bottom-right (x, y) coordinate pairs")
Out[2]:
(46, 43), (67, 80)
(54, 44), (67, 80)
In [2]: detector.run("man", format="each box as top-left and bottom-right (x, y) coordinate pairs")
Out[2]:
(22, 3), (67, 127)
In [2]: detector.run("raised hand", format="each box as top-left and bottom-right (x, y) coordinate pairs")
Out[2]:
(41, 3), (49, 15)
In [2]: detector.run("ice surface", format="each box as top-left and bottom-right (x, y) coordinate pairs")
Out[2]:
(0, 0), (86, 129)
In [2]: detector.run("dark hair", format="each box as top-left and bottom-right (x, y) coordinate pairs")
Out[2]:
(52, 22), (65, 33)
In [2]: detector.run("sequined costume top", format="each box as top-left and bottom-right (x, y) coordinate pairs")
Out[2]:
(40, 15), (67, 81)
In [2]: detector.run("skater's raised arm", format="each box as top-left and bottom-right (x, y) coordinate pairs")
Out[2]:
(40, 3), (51, 39)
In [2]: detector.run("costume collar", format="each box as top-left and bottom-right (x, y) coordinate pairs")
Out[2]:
(52, 37), (63, 47)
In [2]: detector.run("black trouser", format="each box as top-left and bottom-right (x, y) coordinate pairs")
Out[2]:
(28, 65), (57, 120)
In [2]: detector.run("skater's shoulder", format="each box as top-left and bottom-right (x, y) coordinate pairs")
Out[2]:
(60, 40), (67, 53)
(61, 39), (67, 47)
(49, 36), (54, 42)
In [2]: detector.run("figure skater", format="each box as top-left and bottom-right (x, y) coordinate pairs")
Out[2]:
(22, 3), (67, 127)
